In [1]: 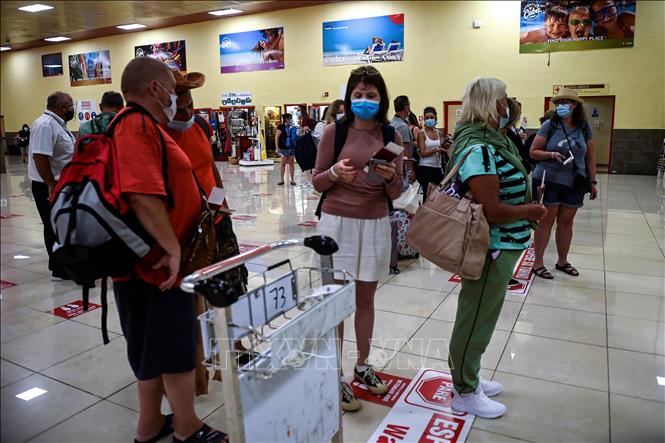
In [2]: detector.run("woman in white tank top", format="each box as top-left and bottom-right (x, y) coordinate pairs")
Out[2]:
(417, 106), (445, 200)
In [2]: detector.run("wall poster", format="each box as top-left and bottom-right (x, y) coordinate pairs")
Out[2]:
(322, 14), (405, 66)
(134, 40), (187, 73)
(41, 53), (63, 77)
(519, 0), (636, 53)
(219, 28), (284, 73)
(68, 50), (112, 87)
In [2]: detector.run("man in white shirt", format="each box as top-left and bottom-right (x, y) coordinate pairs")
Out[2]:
(28, 91), (76, 280)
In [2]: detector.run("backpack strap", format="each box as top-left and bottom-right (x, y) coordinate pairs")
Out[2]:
(194, 114), (212, 139)
(106, 105), (175, 208)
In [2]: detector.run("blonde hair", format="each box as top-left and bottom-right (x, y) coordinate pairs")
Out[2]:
(324, 99), (345, 125)
(459, 77), (507, 126)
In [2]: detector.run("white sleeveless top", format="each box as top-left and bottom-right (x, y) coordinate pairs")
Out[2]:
(419, 130), (442, 168)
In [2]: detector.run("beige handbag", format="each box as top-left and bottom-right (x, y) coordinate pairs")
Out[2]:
(406, 149), (490, 280)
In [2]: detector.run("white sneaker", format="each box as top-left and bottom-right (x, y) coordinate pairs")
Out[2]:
(452, 386), (506, 419)
(479, 376), (503, 397)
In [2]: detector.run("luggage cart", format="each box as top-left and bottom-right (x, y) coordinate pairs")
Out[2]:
(181, 236), (354, 443)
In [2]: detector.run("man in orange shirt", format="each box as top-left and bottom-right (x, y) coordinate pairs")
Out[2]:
(166, 71), (247, 396)
(112, 57), (227, 443)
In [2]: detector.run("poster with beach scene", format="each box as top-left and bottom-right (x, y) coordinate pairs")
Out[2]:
(519, 0), (636, 53)
(219, 28), (284, 73)
(322, 14), (405, 66)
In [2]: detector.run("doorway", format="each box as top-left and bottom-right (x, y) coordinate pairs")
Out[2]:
(283, 103), (306, 127)
(443, 101), (463, 136)
(544, 95), (615, 173)
(310, 103), (330, 122)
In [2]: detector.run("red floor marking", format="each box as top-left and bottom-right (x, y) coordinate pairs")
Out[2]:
(0, 280), (17, 290)
(0, 214), (21, 219)
(351, 371), (411, 408)
(50, 300), (101, 319)
(232, 215), (257, 222)
(297, 221), (318, 228)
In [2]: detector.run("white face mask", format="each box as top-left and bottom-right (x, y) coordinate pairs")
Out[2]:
(336, 113), (345, 121)
(157, 83), (178, 122)
(167, 116), (195, 132)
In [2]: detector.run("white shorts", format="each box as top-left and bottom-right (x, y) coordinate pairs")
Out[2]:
(316, 213), (391, 282)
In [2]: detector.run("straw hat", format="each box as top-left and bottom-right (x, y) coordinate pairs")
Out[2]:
(173, 71), (205, 93)
(552, 87), (584, 104)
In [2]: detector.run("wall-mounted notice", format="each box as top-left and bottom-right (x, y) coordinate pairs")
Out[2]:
(322, 14), (405, 66)
(68, 50), (112, 87)
(76, 100), (97, 127)
(222, 92), (253, 106)
(520, 0), (636, 53)
(219, 28), (285, 73)
(135, 40), (187, 73)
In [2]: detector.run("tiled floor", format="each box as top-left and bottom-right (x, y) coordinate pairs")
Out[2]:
(1, 156), (664, 443)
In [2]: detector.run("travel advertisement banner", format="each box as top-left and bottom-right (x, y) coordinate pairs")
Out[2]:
(322, 14), (405, 66)
(519, 0), (636, 53)
(68, 50), (112, 87)
(135, 40), (187, 73)
(219, 28), (285, 74)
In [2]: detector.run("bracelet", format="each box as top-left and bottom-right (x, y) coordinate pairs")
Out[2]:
(329, 165), (339, 179)
(550, 152), (554, 159)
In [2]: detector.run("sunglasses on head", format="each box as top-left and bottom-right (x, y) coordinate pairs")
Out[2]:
(570, 18), (592, 26)
(351, 66), (381, 76)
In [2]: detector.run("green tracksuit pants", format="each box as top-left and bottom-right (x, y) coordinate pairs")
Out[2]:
(448, 249), (522, 394)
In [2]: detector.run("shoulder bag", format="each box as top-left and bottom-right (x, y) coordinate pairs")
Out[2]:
(406, 149), (490, 280)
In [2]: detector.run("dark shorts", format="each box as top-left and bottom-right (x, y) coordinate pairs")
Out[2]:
(533, 178), (585, 208)
(280, 148), (295, 157)
(114, 279), (197, 380)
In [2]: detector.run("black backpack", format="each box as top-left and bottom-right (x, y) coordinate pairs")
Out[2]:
(295, 131), (318, 172)
(315, 122), (396, 218)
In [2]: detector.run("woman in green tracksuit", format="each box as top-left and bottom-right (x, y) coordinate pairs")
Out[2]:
(446, 77), (547, 419)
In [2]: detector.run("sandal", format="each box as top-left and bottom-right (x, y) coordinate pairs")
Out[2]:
(532, 266), (553, 279)
(555, 263), (579, 276)
(173, 424), (228, 443)
(277, 182), (285, 186)
(135, 414), (174, 443)
(390, 266), (400, 275)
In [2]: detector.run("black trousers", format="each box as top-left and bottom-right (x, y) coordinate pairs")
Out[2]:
(417, 166), (445, 201)
(31, 181), (66, 277)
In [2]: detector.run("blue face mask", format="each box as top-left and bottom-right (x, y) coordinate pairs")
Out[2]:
(351, 99), (380, 121)
(424, 118), (437, 128)
(556, 103), (572, 118)
(167, 116), (195, 132)
(498, 106), (510, 129)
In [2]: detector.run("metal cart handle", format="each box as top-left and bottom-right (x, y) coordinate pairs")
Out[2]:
(180, 235), (338, 293)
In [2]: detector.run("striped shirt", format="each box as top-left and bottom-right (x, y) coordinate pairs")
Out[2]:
(455, 144), (531, 250)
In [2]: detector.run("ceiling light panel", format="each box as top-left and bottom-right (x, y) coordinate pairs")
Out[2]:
(208, 8), (243, 16)
(0, 46), (11, 51)
(116, 24), (146, 30)
(18, 4), (54, 12)
(44, 36), (71, 42)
